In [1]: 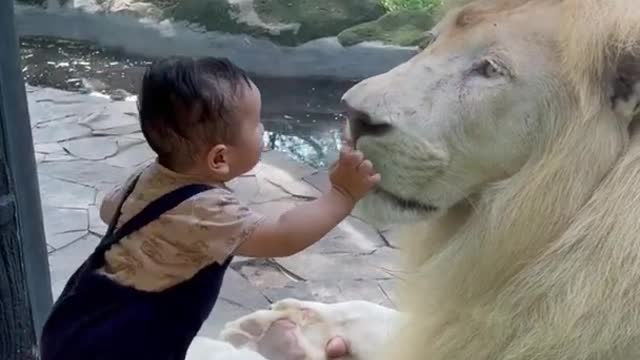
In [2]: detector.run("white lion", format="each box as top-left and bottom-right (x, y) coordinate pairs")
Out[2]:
(189, 0), (640, 359)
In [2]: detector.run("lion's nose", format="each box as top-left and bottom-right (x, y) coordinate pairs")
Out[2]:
(343, 101), (392, 144)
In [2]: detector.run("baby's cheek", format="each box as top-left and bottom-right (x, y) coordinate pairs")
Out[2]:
(257, 126), (265, 151)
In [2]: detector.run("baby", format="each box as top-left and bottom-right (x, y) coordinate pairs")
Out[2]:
(40, 56), (379, 360)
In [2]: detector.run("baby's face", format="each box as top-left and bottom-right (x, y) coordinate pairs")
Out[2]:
(228, 81), (264, 177)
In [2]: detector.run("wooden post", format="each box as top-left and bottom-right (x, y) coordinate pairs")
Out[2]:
(0, 0), (53, 359)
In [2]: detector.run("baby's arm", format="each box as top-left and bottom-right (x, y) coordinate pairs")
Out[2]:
(235, 147), (380, 258)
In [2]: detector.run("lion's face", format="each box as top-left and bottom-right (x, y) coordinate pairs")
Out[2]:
(342, 2), (564, 224)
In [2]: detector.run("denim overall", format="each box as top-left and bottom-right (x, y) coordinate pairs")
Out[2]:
(40, 177), (231, 360)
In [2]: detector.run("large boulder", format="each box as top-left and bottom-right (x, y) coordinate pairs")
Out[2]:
(104, 0), (164, 20)
(167, 0), (386, 46)
(338, 8), (435, 47)
(15, 0), (70, 7)
(16, 0), (46, 6)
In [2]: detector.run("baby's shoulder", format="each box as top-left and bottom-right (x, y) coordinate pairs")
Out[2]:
(179, 185), (253, 216)
(188, 184), (239, 204)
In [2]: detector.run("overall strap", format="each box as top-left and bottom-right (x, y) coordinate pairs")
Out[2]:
(106, 184), (212, 247)
(102, 173), (143, 240)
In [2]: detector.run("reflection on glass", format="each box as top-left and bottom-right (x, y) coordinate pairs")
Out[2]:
(19, 36), (351, 168)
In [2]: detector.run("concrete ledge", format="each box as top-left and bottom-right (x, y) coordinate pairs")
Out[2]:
(15, 5), (416, 80)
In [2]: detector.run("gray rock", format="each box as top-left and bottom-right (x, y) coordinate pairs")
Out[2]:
(199, 298), (253, 338)
(92, 124), (141, 136)
(26, 86), (107, 103)
(103, 142), (154, 168)
(88, 204), (108, 235)
(38, 159), (131, 189)
(168, 0), (385, 46)
(259, 281), (319, 303)
(16, 0), (48, 7)
(260, 279), (394, 307)
(47, 230), (88, 251)
(108, 0), (164, 20)
(95, 190), (107, 207)
(27, 95), (108, 128)
(378, 278), (398, 307)
(338, 8), (435, 47)
(35, 142), (64, 154)
(259, 169), (321, 199)
(261, 150), (316, 179)
(220, 269), (271, 310)
(124, 132), (146, 141)
(303, 215), (387, 255)
(35, 152), (46, 163)
(42, 206), (89, 247)
(61, 136), (119, 160)
(274, 248), (400, 282)
(43, 152), (77, 162)
(49, 234), (100, 299)
(73, 0), (103, 13)
(15, 6), (417, 80)
(79, 106), (138, 131)
(109, 89), (132, 101)
(228, 175), (292, 204)
(233, 260), (293, 291)
(303, 169), (331, 193)
(227, 176), (260, 204)
(116, 136), (145, 149)
(80, 78), (109, 93)
(380, 224), (404, 248)
(32, 122), (92, 143)
(255, 151), (321, 198)
(39, 175), (96, 208)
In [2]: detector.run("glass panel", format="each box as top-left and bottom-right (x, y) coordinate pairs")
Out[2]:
(14, 0), (441, 343)
(15, 0), (439, 166)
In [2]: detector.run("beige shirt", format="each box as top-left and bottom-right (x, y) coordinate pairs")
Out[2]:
(99, 161), (264, 292)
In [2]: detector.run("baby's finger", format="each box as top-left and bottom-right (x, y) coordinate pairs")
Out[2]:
(338, 145), (352, 162)
(340, 122), (353, 147)
(357, 160), (374, 175)
(339, 149), (360, 167)
(346, 150), (364, 167)
(368, 173), (381, 185)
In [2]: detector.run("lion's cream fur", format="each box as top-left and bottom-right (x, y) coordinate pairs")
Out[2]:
(371, 1), (640, 359)
(200, 2), (640, 359)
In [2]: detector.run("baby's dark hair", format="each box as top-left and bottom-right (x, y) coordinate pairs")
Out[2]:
(138, 56), (252, 169)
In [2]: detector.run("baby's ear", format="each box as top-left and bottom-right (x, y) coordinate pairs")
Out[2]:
(611, 53), (640, 121)
(207, 144), (230, 175)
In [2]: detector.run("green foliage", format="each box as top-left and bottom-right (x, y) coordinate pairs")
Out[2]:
(337, 8), (434, 46)
(380, 0), (441, 12)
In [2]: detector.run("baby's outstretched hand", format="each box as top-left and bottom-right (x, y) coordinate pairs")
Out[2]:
(329, 146), (381, 202)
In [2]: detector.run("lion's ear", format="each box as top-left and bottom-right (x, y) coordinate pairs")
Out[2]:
(611, 53), (640, 122)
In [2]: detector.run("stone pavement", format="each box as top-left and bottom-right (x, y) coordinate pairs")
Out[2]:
(27, 85), (401, 337)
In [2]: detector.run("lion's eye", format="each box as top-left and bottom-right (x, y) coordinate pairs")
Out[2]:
(478, 59), (505, 78)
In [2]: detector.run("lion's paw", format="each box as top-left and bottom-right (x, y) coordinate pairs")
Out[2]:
(219, 301), (326, 360)
(269, 298), (307, 311)
(219, 310), (280, 349)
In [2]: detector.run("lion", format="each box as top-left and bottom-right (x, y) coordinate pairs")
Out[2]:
(187, 0), (640, 359)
